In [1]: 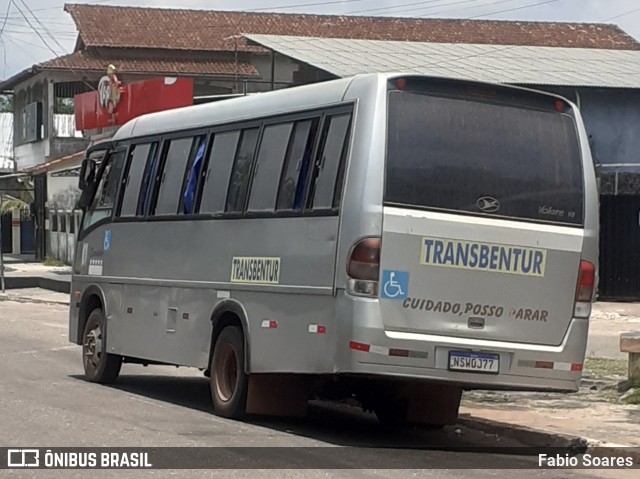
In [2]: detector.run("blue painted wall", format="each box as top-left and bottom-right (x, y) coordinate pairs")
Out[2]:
(543, 87), (640, 172)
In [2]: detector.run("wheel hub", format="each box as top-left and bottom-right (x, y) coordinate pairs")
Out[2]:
(215, 343), (238, 402)
(83, 326), (102, 370)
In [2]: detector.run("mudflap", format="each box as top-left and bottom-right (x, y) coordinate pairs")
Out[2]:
(246, 374), (310, 417)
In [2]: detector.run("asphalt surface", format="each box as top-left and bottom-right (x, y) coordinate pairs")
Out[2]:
(0, 299), (630, 478)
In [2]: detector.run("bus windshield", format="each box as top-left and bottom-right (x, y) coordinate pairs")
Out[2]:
(386, 88), (584, 225)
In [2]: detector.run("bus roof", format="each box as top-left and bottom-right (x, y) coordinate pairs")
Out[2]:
(113, 75), (359, 141)
(112, 72), (571, 142)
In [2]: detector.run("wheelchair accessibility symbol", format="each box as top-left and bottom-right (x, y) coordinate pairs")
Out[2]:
(381, 270), (409, 300)
(104, 230), (111, 252)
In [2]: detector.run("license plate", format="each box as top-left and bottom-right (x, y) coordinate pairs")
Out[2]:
(449, 351), (499, 374)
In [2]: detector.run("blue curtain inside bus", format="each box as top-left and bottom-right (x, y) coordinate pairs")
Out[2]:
(184, 140), (207, 214)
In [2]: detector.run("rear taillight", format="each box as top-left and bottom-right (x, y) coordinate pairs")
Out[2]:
(347, 237), (381, 297)
(574, 260), (596, 318)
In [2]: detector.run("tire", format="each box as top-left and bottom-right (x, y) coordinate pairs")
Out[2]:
(210, 326), (248, 419)
(82, 308), (122, 384)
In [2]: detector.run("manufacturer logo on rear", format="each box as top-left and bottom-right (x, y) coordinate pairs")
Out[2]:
(476, 196), (500, 213)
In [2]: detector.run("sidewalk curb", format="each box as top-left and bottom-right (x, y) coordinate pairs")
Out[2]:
(0, 292), (70, 306)
(458, 414), (587, 448)
(460, 415), (640, 462)
(4, 276), (70, 294)
(583, 440), (640, 464)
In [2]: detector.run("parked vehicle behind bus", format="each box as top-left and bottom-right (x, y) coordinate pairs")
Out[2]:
(70, 73), (598, 426)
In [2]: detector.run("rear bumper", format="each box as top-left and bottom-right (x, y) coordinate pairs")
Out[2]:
(335, 292), (588, 392)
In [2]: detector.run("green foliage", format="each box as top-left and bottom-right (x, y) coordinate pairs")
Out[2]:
(43, 257), (65, 267)
(0, 195), (29, 214)
(55, 98), (74, 115)
(583, 358), (627, 380)
(0, 95), (13, 113)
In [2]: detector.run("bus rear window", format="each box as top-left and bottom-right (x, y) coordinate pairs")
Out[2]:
(386, 90), (584, 225)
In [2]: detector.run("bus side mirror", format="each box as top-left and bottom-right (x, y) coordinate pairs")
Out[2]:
(78, 183), (97, 212)
(79, 158), (97, 191)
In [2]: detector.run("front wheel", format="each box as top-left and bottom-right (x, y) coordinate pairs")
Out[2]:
(210, 326), (248, 419)
(82, 308), (122, 383)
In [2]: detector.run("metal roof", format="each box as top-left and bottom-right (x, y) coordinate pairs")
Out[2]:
(245, 34), (640, 89)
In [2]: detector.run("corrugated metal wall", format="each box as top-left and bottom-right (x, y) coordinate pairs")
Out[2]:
(599, 195), (640, 300)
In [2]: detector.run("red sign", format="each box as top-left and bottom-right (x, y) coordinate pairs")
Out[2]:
(74, 76), (194, 131)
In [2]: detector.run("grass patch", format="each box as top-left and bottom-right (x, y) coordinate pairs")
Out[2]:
(43, 257), (65, 267)
(583, 358), (627, 380)
(623, 393), (640, 405)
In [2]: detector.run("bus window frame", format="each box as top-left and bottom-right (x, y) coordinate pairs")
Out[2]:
(106, 102), (354, 225)
(179, 135), (209, 215)
(78, 144), (128, 241)
(225, 125), (263, 214)
(302, 110), (353, 212)
(146, 128), (210, 217)
(115, 137), (162, 218)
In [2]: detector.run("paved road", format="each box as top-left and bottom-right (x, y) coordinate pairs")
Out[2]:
(0, 299), (628, 478)
(588, 303), (640, 359)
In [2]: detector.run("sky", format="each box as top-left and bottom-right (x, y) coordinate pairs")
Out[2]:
(1, 0), (640, 80)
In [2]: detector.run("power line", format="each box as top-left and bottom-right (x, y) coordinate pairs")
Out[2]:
(2, 33), (38, 61)
(468, 0), (560, 19)
(16, 0), (67, 54)
(424, 0), (524, 17)
(406, 0), (520, 18)
(247, 0), (371, 12)
(8, 0), (62, 56)
(347, 0), (455, 16)
(601, 6), (640, 22)
(0, 0), (11, 36)
(347, 0), (497, 17)
(5, 1), (96, 91)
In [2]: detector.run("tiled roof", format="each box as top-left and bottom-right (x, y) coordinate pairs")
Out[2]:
(39, 50), (259, 77)
(64, 3), (640, 52)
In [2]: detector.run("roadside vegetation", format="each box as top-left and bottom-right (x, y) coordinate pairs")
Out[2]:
(43, 257), (66, 267)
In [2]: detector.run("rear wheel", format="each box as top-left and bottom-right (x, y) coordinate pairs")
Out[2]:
(82, 308), (122, 383)
(210, 326), (248, 419)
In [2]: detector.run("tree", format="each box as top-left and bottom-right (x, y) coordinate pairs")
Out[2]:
(55, 98), (75, 115)
(0, 195), (29, 214)
(0, 179), (34, 214)
(0, 95), (13, 113)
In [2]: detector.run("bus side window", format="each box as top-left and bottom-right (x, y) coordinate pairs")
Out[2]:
(247, 123), (293, 213)
(182, 137), (207, 214)
(119, 143), (153, 217)
(225, 128), (260, 213)
(83, 150), (127, 230)
(276, 119), (319, 211)
(137, 143), (159, 216)
(200, 131), (240, 214)
(309, 114), (352, 210)
(154, 137), (199, 215)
